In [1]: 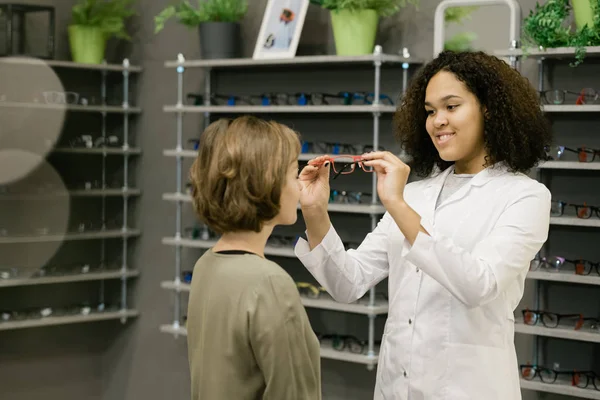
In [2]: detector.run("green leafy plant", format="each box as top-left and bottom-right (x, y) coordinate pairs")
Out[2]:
(522, 0), (600, 65)
(71, 0), (136, 40)
(444, 6), (479, 52)
(154, 0), (248, 33)
(309, 0), (419, 17)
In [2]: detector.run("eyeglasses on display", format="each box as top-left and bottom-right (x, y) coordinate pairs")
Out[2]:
(187, 91), (396, 107)
(539, 88), (600, 105)
(520, 363), (600, 391)
(531, 254), (600, 276)
(545, 145), (600, 163)
(296, 281), (327, 299)
(551, 200), (600, 219)
(522, 309), (600, 331)
(330, 190), (372, 205)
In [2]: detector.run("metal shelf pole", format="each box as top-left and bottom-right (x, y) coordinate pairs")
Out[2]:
(99, 62), (108, 312)
(120, 58), (131, 323)
(365, 46), (384, 370)
(173, 54), (186, 333)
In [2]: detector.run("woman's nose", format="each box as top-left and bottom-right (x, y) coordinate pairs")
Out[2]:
(433, 112), (448, 127)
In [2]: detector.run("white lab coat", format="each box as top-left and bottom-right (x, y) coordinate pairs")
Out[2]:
(295, 162), (551, 400)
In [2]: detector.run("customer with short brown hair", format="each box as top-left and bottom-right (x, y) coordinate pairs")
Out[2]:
(186, 115), (321, 400)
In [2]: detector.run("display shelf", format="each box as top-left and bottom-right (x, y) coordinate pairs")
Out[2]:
(0, 269), (139, 288)
(0, 102), (142, 113)
(324, 203), (386, 214)
(520, 379), (600, 399)
(550, 217), (600, 228)
(161, 280), (190, 292)
(320, 340), (379, 366)
(301, 296), (388, 315)
(161, 237), (296, 258)
(0, 229), (141, 244)
(0, 57), (143, 72)
(163, 105), (396, 114)
(543, 105), (600, 113)
(527, 270), (600, 286)
(160, 323), (188, 337)
(159, 280), (388, 316)
(163, 149), (197, 158)
(514, 319), (600, 344)
(53, 147), (142, 156)
(0, 309), (139, 331)
(0, 189), (141, 199)
(494, 46), (600, 59)
(162, 192), (385, 215)
(538, 161), (600, 171)
(164, 53), (421, 69)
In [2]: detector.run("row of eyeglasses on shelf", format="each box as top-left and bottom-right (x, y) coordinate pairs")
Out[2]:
(1, 301), (123, 323)
(0, 263), (122, 280)
(0, 91), (127, 106)
(520, 363), (600, 391)
(0, 218), (125, 237)
(186, 91), (396, 107)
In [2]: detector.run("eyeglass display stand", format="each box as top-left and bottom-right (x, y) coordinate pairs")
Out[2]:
(158, 48), (423, 372)
(492, 46), (600, 399)
(0, 58), (143, 330)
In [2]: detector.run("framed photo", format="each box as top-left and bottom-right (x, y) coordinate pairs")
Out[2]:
(253, 0), (310, 59)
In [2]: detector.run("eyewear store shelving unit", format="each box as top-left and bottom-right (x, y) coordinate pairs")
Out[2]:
(0, 58), (142, 330)
(495, 46), (600, 399)
(159, 48), (421, 369)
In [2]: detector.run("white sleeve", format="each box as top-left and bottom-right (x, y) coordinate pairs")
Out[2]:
(404, 183), (551, 308)
(294, 212), (394, 303)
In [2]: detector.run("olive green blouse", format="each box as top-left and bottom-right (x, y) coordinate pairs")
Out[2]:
(187, 249), (322, 400)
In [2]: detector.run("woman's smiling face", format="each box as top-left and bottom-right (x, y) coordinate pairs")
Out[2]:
(424, 70), (488, 173)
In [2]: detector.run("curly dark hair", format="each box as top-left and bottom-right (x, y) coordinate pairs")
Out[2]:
(394, 51), (552, 177)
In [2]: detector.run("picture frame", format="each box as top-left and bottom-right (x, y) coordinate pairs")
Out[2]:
(252, 0), (310, 59)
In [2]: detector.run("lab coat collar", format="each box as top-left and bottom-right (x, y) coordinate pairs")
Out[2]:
(426, 161), (510, 190)
(422, 161), (511, 212)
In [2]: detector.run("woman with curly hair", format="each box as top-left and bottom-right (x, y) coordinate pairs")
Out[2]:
(296, 51), (552, 399)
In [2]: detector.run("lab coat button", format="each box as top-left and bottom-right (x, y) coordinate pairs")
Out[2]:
(416, 267), (419, 272)
(408, 318), (412, 325)
(403, 371), (408, 377)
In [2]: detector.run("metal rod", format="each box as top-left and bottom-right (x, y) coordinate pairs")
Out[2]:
(538, 59), (545, 93)
(204, 68), (212, 129)
(120, 59), (131, 319)
(173, 54), (186, 329)
(100, 64), (108, 318)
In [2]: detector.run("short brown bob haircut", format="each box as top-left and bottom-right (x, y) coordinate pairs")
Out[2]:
(189, 116), (301, 234)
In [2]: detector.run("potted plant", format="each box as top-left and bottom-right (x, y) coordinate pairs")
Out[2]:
(69, 0), (136, 64)
(523, 0), (600, 65)
(310, 0), (419, 56)
(154, 0), (248, 60)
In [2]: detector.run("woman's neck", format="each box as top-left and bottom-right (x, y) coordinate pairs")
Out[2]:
(212, 226), (274, 258)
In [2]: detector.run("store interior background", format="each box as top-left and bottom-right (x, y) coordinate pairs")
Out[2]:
(1, 0), (599, 399)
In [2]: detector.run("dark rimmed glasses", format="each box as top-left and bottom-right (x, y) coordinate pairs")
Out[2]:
(552, 200), (600, 219)
(316, 155), (373, 179)
(521, 364), (600, 390)
(522, 309), (589, 330)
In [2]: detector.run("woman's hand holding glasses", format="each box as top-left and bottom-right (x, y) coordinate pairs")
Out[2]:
(299, 155), (332, 214)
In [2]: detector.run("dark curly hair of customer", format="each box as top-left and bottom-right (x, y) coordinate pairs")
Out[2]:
(394, 51), (552, 177)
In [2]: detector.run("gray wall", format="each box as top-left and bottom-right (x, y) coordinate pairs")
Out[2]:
(1, 0), (597, 399)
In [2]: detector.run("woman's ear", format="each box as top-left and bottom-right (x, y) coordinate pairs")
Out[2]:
(483, 106), (490, 120)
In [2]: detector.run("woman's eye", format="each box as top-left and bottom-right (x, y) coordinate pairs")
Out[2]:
(447, 104), (458, 110)
(425, 109), (434, 116)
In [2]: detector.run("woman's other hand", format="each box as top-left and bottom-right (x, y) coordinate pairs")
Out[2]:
(361, 151), (410, 208)
(299, 155), (330, 214)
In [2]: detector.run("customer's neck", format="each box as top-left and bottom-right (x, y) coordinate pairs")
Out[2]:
(213, 226), (274, 258)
